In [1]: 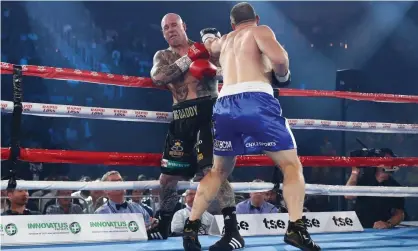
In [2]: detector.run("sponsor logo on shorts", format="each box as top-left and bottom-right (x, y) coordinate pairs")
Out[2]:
(214, 140), (233, 151)
(197, 153), (204, 161)
(161, 159), (190, 169)
(169, 140), (184, 158)
(245, 142), (277, 148)
(173, 105), (198, 120)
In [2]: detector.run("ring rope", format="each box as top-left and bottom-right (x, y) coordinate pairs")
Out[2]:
(1, 180), (416, 197)
(2, 62), (418, 103)
(2, 100), (417, 134)
(2, 148), (418, 167)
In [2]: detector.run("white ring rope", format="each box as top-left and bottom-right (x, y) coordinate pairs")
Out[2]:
(1, 181), (272, 193)
(2, 100), (418, 134)
(1, 180), (417, 197)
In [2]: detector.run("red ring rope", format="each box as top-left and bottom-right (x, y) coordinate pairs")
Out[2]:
(2, 62), (418, 103)
(1, 62), (417, 169)
(1, 148), (417, 167)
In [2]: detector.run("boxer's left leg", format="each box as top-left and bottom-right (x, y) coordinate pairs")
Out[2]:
(183, 155), (239, 251)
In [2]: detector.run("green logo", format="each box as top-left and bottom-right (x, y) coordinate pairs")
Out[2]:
(128, 221), (139, 232)
(166, 160), (190, 169)
(5, 223), (18, 236)
(28, 222), (69, 230)
(69, 222), (81, 234)
(90, 221), (127, 228)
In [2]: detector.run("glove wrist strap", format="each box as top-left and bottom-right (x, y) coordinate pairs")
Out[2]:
(274, 69), (290, 83)
(175, 55), (192, 73)
(202, 33), (218, 43)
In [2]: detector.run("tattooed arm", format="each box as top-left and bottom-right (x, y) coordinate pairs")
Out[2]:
(150, 50), (192, 86)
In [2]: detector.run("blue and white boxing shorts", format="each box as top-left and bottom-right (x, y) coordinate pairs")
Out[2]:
(213, 82), (296, 156)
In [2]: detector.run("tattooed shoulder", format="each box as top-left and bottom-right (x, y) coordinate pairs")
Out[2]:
(151, 48), (185, 88)
(153, 49), (178, 64)
(162, 49), (181, 64)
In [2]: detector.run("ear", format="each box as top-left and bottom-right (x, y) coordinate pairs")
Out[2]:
(256, 15), (260, 25)
(231, 23), (236, 30)
(183, 22), (187, 31)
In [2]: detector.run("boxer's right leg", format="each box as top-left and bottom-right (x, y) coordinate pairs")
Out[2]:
(266, 149), (320, 251)
(159, 173), (182, 213)
(265, 149), (304, 222)
(148, 173), (182, 240)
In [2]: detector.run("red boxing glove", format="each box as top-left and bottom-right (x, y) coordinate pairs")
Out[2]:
(187, 42), (210, 61)
(189, 59), (217, 80)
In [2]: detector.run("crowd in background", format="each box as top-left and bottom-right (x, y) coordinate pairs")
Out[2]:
(1, 1), (418, 224)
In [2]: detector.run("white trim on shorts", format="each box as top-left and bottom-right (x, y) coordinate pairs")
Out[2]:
(218, 82), (274, 98)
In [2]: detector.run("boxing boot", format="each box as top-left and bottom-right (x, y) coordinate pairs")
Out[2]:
(209, 207), (245, 251)
(284, 216), (321, 251)
(183, 218), (202, 251)
(147, 211), (172, 240)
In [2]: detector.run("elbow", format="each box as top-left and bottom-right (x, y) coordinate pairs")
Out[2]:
(150, 75), (167, 86)
(273, 55), (288, 68)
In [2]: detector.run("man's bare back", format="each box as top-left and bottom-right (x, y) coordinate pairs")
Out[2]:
(205, 24), (289, 87)
(219, 26), (273, 85)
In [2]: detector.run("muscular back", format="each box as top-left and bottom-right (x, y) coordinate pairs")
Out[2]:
(219, 25), (274, 85)
(151, 48), (218, 104)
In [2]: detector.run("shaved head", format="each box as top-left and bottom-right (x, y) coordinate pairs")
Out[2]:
(161, 13), (183, 28)
(160, 13), (188, 47)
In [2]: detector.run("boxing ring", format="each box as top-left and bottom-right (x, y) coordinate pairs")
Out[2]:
(1, 228), (418, 251)
(1, 62), (418, 250)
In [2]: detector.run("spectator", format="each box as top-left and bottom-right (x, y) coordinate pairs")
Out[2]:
(32, 176), (58, 212)
(72, 176), (93, 212)
(320, 136), (336, 156)
(171, 190), (214, 236)
(142, 188), (175, 214)
(2, 187), (40, 215)
(266, 187), (310, 213)
(42, 176), (75, 214)
(345, 149), (405, 228)
(265, 188), (287, 213)
(236, 180), (278, 214)
(1, 190), (9, 213)
(95, 171), (151, 227)
(45, 190), (83, 214)
(131, 189), (153, 217)
(89, 179), (107, 213)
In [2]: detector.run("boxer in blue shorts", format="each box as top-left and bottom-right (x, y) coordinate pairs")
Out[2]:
(183, 3), (320, 251)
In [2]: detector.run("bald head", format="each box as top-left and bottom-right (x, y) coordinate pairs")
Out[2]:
(161, 13), (183, 28)
(161, 13), (188, 47)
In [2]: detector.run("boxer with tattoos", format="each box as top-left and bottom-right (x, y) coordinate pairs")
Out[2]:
(147, 13), (242, 247)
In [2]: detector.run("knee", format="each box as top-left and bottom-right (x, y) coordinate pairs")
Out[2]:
(211, 166), (230, 180)
(281, 161), (304, 180)
(159, 174), (180, 186)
